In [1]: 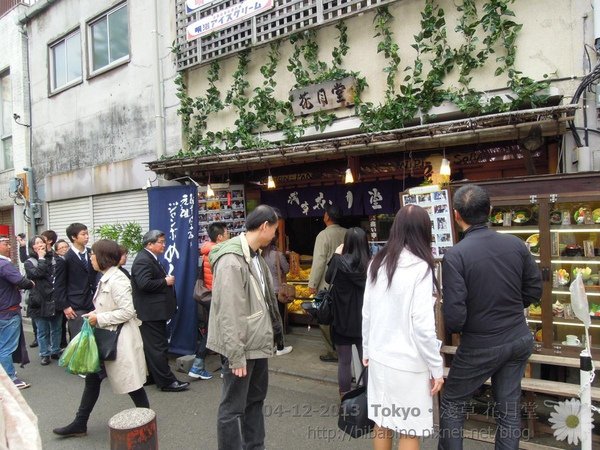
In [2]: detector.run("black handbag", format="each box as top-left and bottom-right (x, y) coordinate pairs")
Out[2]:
(338, 367), (374, 438)
(315, 289), (334, 325)
(314, 264), (338, 325)
(94, 323), (124, 361)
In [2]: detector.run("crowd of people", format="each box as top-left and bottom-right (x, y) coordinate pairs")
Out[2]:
(0, 183), (542, 449)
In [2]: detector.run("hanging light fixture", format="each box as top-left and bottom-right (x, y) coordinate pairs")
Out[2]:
(344, 158), (354, 184)
(267, 169), (276, 189)
(206, 173), (215, 198)
(344, 168), (354, 184)
(439, 149), (451, 177)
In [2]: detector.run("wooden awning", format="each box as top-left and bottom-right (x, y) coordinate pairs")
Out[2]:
(146, 105), (577, 181)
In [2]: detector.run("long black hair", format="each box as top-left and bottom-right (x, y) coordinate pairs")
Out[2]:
(369, 204), (438, 289)
(341, 227), (371, 272)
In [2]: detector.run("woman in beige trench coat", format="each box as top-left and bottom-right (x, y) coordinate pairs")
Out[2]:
(53, 239), (149, 438)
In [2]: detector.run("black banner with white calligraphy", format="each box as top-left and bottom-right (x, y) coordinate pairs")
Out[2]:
(261, 180), (405, 218)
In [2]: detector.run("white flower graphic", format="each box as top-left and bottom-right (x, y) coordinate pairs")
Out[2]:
(548, 398), (593, 445)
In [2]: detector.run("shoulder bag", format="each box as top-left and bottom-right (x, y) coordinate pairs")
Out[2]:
(275, 252), (295, 304)
(338, 366), (374, 438)
(315, 265), (338, 325)
(193, 260), (212, 304)
(94, 323), (124, 361)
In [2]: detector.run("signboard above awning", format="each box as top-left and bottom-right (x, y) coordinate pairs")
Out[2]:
(186, 0), (274, 41)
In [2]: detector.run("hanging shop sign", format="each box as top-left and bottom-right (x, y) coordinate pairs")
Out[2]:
(289, 77), (357, 116)
(148, 185), (199, 355)
(261, 179), (406, 218)
(186, 0), (274, 41)
(185, 0), (222, 14)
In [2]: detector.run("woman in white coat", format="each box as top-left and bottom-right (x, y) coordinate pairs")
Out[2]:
(362, 205), (444, 450)
(53, 239), (149, 438)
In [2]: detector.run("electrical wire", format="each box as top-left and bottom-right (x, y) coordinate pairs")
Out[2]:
(568, 60), (600, 148)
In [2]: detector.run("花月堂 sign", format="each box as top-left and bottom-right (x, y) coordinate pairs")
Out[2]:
(289, 77), (357, 116)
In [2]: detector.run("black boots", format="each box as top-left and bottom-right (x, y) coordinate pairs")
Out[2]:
(52, 420), (87, 437)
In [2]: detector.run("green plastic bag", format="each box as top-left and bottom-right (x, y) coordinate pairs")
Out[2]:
(58, 318), (101, 375)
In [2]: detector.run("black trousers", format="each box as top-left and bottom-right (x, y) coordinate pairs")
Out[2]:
(217, 358), (268, 450)
(74, 371), (149, 425)
(140, 320), (177, 388)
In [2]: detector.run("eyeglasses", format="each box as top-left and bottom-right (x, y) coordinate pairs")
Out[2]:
(156, 240), (166, 245)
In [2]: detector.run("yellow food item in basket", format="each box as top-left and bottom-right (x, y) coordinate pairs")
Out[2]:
(294, 286), (314, 298)
(286, 267), (311, 282)
(287, 300), (305, 313)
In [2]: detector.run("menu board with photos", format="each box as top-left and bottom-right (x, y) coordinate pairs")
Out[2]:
(198, 185), (246, 244)
(402, 189), (454, 258)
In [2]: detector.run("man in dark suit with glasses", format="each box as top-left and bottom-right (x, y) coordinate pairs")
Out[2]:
(132, 230), (189, 392)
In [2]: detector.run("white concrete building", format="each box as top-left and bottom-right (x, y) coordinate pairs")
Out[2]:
(17, 0), (181, 241)
(0, 0), (36, 252)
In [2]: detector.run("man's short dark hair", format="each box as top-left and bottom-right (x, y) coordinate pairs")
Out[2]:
(41, 230), (57, 245)
(245, 205), (278, 231)
(143, 230), (165, 247)
(208, 222), (227, 243)
(453, 184), (490, 226)
(326, 205), (342, 224)
(66, 223), (88, 243)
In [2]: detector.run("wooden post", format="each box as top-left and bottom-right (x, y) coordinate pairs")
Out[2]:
(109, 408), (157, 450)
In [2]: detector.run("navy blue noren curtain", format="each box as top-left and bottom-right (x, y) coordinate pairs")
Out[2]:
(148, 186), (198, 355)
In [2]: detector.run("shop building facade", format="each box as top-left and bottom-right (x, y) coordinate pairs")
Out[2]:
(147, 1), (600, 446)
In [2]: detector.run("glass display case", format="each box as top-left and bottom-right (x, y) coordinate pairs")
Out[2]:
(491, 193), (600, 359)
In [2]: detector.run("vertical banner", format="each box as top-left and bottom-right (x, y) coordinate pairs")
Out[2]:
(148, 185), (198, 355)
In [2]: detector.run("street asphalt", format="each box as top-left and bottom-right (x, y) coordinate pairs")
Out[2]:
(19, 324), (493, 450)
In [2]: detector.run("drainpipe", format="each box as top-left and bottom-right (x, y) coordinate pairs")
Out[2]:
(152, 0), (166, 157)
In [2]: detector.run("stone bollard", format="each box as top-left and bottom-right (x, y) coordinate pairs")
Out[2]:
(109, 407), (158, 450)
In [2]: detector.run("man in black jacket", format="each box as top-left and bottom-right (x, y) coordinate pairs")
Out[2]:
(54, 223), (98, 338)
(132, 230), (189, 392)
(438, 185), (542, 450)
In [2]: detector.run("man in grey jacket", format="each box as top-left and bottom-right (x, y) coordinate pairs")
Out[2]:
(308, 205), (346, 362)
(207, 205), (283, 450)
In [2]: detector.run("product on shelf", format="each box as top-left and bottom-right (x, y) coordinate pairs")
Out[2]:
(555, 269), (569, 286)
(528, 304), (542, 317)
(572, 267), (592, 281)
(552, 300), (564, 318)
(286, 267), (311, 282)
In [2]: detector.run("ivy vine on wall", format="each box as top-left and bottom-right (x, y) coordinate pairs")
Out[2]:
(174, 0), (550, 158)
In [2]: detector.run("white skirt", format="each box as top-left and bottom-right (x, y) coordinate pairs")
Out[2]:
(367, 359), (434, 437)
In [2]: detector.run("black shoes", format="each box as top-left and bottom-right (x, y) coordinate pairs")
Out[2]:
(40, 356), (51, 366)
(319, 354), (338, 363)
(50, 352), (62, 360)
(29, 340), (38, 348)
(53, 421), (87, 437)
(161, 380), (190, 392)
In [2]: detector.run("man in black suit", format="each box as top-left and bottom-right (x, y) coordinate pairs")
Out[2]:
(132, 230), (189, 392)
(54, 223), (98, 337)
